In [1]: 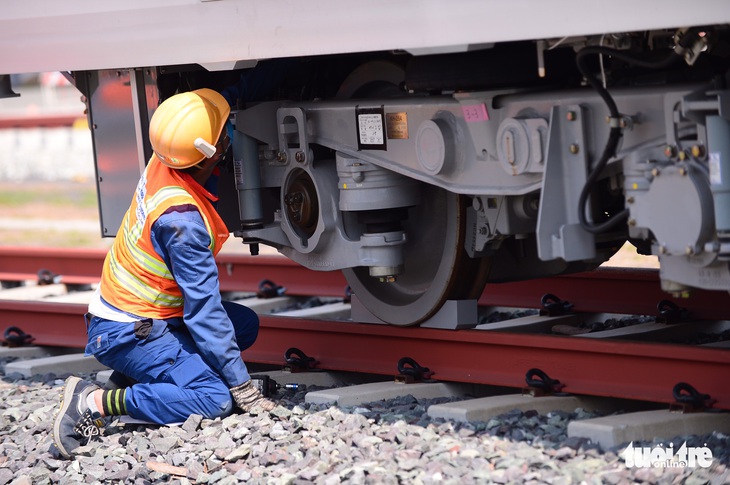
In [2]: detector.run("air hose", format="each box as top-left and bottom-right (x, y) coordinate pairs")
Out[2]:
(575, 43), (684, 233)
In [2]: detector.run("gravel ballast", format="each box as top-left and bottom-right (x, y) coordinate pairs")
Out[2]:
(0, 367), (727, 484)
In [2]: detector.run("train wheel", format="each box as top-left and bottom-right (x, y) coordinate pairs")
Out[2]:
(343, 185), (491, 326)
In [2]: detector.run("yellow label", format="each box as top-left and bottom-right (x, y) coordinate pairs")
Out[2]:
(386, 112), (408, 139)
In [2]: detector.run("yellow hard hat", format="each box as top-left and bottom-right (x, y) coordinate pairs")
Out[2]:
(149, 88), (231, 169)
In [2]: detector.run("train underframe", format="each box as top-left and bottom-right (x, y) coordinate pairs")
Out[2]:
(75, 25), (730, 325)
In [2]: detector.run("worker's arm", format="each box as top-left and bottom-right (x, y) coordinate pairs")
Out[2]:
(151, 207), (250, 388)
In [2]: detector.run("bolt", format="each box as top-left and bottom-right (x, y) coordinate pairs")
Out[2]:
(276, 152), (287, 163)
(628, 218), (637, 226)
(566, 111), (577, 121)
(691, 145), (705, 158)
(295, 151), (306, 163)
(626, 196), (635, 204)
(678, 150), (688, 161)
(679, 167), (688, 176)
(659, 245), (667, 254)
(651, 168), (661, 177)
(569, 144), (579, 154)
(685, 245), (695, 255)
(664, 145), (676, 158)
(479, 227), (488, 235)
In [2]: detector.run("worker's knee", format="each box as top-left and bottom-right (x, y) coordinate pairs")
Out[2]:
(222, 300), (260, 350)
(200, 386), (235, 420)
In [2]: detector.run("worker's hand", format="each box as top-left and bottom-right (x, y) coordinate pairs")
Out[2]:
(230, 380), (277, 413)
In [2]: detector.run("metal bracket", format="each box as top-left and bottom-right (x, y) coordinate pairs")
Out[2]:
(536, 105), (596, 262)
(277, 107), (312, 166)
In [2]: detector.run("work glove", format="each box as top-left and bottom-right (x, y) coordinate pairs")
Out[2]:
(230, 380), (277, 413)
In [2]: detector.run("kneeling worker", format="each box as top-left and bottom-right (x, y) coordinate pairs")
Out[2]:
(53, 88), (274, 459)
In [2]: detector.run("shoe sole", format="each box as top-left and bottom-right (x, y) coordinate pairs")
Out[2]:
(52, 376), (82, 459)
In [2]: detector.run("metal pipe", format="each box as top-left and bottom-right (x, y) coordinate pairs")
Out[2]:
(707, 115), (730, 234)
(232, 121), (264, 254)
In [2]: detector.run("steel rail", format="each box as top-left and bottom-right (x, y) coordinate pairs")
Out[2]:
(2, 246), (730, 319)
(0, 246), (350, 297)
(478, 268), (730, 321)
(0, 299), (727, 409)
(254, 317), (730, 410)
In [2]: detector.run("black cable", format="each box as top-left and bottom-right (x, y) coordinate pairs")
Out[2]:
(574, 45), (681, 233)
(576, 126), (626, 234)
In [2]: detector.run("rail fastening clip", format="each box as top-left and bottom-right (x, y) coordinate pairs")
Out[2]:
(3, 326), (35, 347)
(395, 357), (435, 383)
(283, 347), (319, 373)
(523, 368), (566, 396)
(540, 293), (573, 317)
(670, 382), (716, 413)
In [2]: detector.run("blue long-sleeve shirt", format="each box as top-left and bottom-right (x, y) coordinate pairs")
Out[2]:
(149, 207), (249, 388)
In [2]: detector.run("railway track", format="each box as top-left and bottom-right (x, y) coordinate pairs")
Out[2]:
(0, 246), (728, 413)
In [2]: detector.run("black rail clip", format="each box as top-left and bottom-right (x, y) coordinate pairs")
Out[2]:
(395, 357), (435, 383)
(657, 300), (691, 324)
(3, 326), (35, 347)
(523, 368), (566, 396)
(670, 382), (716, 413)
(256, 279), (287, 299)
(283, 347), (319, 373)
(540, 294), (573, 317)
(37, 269), (61, 286)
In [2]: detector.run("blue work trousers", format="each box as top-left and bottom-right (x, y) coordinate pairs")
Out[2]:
(84, 301), (259, 424)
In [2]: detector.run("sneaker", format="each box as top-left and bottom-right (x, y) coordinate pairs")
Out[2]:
(52, 376), (104, 459)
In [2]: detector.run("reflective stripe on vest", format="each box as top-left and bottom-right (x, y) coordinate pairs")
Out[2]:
(124, 186), (191, 279)
(106, 246), (184, 307)
(99, 156), (229, 318)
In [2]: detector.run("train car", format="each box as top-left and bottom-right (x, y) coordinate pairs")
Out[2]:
(2, 1), (730, 325)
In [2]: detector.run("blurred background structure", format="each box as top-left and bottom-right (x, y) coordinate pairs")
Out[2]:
(0, 73), (104, 248)
(1, 73), (93, 183)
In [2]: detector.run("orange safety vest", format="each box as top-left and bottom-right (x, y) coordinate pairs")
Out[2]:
(99, 155), (230, 319)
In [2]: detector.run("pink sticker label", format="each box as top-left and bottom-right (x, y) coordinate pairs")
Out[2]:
(462, 104), (489, 122)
